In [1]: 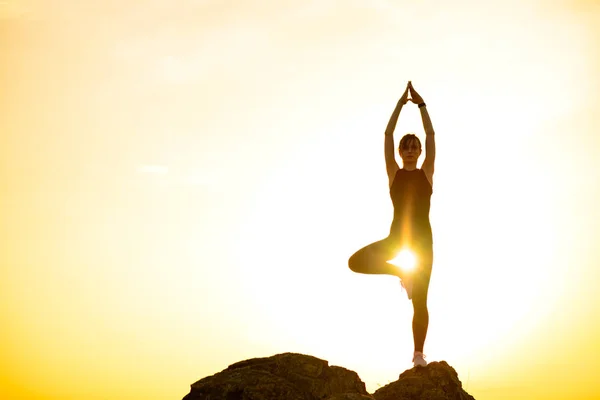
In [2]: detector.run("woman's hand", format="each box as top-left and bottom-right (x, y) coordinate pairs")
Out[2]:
(399, 82), (411, 105)
(408, 81), (425, 104)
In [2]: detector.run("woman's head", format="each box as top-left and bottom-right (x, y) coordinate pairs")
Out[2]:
(398, 133), (422, 163)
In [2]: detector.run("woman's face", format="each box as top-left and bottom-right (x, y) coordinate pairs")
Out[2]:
(399, 139), (422, 162)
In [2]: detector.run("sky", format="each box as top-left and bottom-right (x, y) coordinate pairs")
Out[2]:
(1, 0), (600, 399)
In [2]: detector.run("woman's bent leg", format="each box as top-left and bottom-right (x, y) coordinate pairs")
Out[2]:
(348, 238), (401, 277)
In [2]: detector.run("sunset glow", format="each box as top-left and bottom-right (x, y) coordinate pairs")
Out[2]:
(2, 1), (600, 400)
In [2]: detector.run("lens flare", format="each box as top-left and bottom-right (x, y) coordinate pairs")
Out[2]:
(387, 248), (417, 271)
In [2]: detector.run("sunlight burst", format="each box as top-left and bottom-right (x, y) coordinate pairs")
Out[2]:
(387, 248), (416, 272)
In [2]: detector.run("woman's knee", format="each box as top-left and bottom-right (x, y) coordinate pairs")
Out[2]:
(412, 301), (429, 323)
(412, 292), (429, 313)
(348, 252), (361, 272)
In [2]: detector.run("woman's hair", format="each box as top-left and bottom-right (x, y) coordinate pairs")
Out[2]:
(399, 133), (422, 150)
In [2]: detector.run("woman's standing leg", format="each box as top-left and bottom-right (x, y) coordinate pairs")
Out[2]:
(348, 238), (401, 277)
(411, 249), (433, 354)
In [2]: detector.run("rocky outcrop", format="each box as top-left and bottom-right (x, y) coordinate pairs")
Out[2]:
(182, 353), (474, 400)
(183, 353), (371, 400)
(373, 361), (475, 400)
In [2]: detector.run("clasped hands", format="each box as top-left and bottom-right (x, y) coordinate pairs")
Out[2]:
(399, 81), (424, 106)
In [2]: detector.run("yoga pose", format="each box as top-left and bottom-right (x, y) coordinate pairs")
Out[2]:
(348, 81), (436, 368)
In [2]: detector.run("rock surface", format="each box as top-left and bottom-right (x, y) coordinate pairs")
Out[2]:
(373, 361), (475, 400)
(182, 353), (474, 400)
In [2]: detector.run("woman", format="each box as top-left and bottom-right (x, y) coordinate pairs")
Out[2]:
(348, 81), (436, 368)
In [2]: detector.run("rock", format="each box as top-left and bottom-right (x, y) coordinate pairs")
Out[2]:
(372, 361), (475, 400)
(326, 394), (375, 400)
(182, 352), (370, 400)
(325, 394), (375, 400)
(182, 353), (475, 400)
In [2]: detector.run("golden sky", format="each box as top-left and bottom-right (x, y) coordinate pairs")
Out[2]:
(1, 1), (600, 399)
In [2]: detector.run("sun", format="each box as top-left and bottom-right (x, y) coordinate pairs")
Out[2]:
(387, 248), (417, 273)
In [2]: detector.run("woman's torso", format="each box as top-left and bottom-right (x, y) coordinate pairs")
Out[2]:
(388, 168), (433, 247)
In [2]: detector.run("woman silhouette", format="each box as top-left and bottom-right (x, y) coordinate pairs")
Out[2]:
(348, 81), (436, 368)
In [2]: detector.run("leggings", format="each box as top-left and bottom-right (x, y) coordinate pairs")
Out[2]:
(348, 237), (433, 353)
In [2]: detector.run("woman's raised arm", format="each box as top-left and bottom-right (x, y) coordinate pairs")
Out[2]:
(384, 82), (411, 187)
(409, 82), (435, 185)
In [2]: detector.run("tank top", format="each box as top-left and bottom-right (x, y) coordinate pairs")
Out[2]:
(389, 168), (433, 247)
